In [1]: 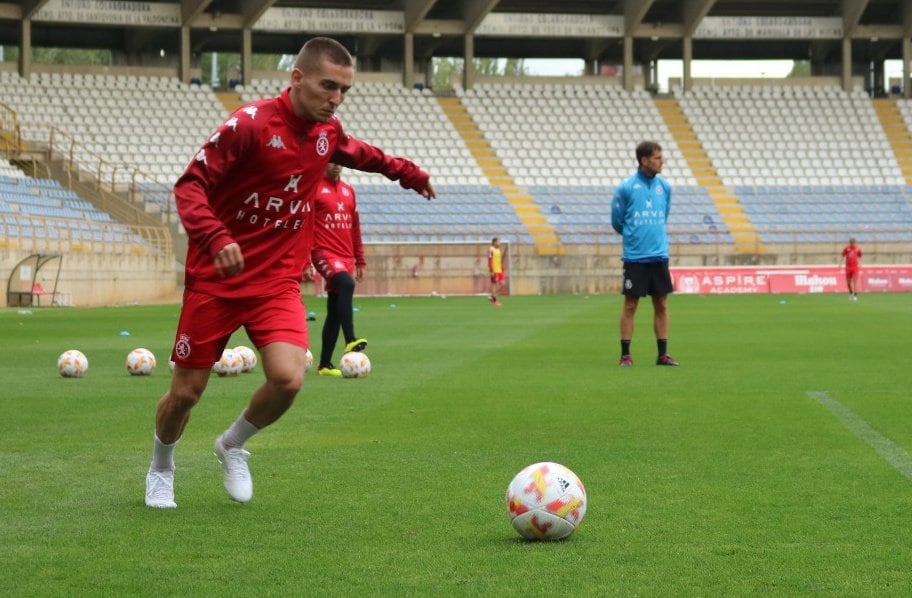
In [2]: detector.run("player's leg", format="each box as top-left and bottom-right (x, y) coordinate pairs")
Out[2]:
(619, 295), (639, 366)
(213, 289), (308, 503)
(619, 262), (648, 365)
(245, 341), (306, 427)
(155, 366), (212, 444)
(146, 291), (236, 509)
(213, 341), (306, 503)
(652, 295), (677, 366)
(319, 291), (341, 371)
(146, 366), (212, 509)
(329, 272), (366, 352)
(650, 264), (678, 366)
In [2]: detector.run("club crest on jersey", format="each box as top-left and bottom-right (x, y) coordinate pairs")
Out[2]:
(316, 131), (329, 156)
(175, 334), (191, 359)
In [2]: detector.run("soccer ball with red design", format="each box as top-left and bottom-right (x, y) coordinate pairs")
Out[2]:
(212, 348), (243, 377)
(505, 462), (587, 540)
(233, 345), (257, 373)
(303, 348), (314, 373)
(126, 348), (156, 376)
(339, 351), (370, 378)
(57, 349), (89, 378)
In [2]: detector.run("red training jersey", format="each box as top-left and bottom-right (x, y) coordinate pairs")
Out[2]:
(174, 88), (429, 299)
(312, 174), (364, 268)
(841, 245), (862, 269)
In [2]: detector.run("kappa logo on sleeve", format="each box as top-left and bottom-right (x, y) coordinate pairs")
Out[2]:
(266, 135), (287, 149)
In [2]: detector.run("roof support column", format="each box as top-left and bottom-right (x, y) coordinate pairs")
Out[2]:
(683, 36), (693, 92)
(904, 37), (911, 98)
(241, 27), (252, 86)
(18, 17), (31, 79)
(403, 32), (415, 89)
(622, 35), (633, 92)
(841, 37), (852, 92)
(463, 33), (475, 90)
(179, 25), (191, 84)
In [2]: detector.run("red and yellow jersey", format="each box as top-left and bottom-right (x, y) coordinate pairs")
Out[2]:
(488, 245), (503, 274)
(842, 245), (862, 269)
(312, 175), (364, 268)
(174, 88), (428, 299)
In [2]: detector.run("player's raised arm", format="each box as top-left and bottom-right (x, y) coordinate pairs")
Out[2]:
(330, 126), (435, 200)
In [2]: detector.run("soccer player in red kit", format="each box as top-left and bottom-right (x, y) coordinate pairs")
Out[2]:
(311, 162), (366, 376)
(841, 236), (862, 301)
(145, 37), (436, 509)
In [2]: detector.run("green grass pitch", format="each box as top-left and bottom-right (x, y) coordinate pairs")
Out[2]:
(2, 292), (911, 595)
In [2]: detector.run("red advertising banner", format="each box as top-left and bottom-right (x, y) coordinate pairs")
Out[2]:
(671, 265), (912, 295)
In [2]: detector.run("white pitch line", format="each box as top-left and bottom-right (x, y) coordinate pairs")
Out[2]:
(808, 391), (912, 483)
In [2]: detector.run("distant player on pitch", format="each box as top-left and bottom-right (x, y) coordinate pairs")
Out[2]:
(611, 141), (677, 367)
(841, 237), (862, 301)
(487, 237), (505, 306)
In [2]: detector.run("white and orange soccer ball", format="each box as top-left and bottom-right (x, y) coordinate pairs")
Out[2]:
(126, 348), (156, 376)
(212, 348), (243, 377)
(303, 348), (314, 373)
(339, 351), (370, 378)
(233, 345), (257, 373)
(57, 349), (89, 378)
(505, 462), (587, 541)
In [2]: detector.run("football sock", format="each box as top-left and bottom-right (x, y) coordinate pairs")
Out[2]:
(331, 273), (357, 344)
(220, 414), (259, 449)
(657, 339), (668, 356)
(621, 340), (631, 357)
(151, 433), (178, 471)
(320, 292), (340, 367)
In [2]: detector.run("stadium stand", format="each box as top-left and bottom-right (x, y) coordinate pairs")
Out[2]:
(677, 84), (903, 188)
(0, 70), (224, 216)
(673, 84), (911, 244)
(357, 183), (533, 245)
(531, 184), (734, 246)
(3, 71), (911, 251)
(0, 172), (154, 253)
(735, 184), (912, 244)
(458, 82), (696, 189)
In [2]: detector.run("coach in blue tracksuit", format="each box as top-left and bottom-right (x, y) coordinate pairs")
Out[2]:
(610, 140), (679, 367)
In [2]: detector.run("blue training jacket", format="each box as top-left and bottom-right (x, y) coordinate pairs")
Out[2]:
(610, 169), (672, 262)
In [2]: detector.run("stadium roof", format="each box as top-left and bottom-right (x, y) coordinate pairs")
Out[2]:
(0, 1), (908, 89)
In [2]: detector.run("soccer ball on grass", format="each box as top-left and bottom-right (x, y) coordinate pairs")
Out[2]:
(233, 345), (257, 373)
(126, 348), (156, 375)
(339, 351), (370, 378)
(57, 349), (89, 378)
(303, 348), (314, 373)
(212, 348), (243, 377)
(505, 461), (587, 540)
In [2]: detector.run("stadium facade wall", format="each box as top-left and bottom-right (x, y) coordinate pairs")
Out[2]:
(4, 242), (911, 307)
(0, 250), (177, 307)
(354, 241), (912, 297)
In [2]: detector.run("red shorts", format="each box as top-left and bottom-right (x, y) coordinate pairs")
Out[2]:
(313, 254), (355, 292)
(845, 267), (859, 278)
(490, 272), (505, 284)
(171, 287), (308, 368)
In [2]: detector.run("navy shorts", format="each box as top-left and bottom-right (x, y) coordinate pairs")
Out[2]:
(621, 261), (674, 298)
